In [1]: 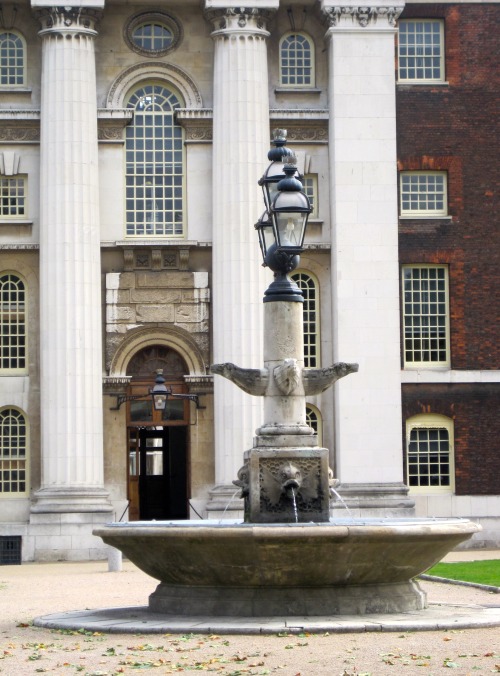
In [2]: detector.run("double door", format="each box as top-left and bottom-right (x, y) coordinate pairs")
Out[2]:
(128, 426), (188, 521)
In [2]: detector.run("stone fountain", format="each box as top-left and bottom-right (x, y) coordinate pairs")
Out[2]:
(94, 133), (480, 618)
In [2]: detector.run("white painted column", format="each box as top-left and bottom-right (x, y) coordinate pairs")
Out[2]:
(205, 3), (277, 510)
(320, 1), (413, 512)
(33, 8), (110, 513)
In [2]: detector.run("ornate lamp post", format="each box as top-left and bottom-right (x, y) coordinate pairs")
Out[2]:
(212, 130), (358, 523)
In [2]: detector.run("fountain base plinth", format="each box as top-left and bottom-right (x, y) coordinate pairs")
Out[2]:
(149, 580), (426, 616)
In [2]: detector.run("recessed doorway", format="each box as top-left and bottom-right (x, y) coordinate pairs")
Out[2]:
(125, 345), (190, 521)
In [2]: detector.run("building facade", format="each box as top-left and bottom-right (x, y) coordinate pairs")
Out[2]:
(0, 0), (498, 561)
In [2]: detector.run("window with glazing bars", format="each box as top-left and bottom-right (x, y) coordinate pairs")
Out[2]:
(407, 426), (451, 489)
(0, 177), (26, 218)
(125, 84), (184, 237)
(291, 272), (319, 368)
(398, 20), (444, 82)
(302, 174), (318, 218)
(0, 31), (25, 86)
(280, 33), (314, 87)
(306, 404), (322, 446)
(400, 172), (447, 216)
(0, 274), (26, 370)
(0, 408), (27, 494)
(402, 266), (449, 366)
(132, 22), (174, 52)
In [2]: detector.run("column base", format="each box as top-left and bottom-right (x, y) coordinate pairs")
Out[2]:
(331, 482), (415, 518)
(30, 487), (113, 514)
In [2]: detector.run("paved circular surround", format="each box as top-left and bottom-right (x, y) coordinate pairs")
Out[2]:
(34, 602), (500, 635)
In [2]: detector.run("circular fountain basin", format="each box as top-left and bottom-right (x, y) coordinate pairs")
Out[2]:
(94, 518), (480, 616)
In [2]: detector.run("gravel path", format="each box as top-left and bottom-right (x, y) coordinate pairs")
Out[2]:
(0, 560), (499, 675)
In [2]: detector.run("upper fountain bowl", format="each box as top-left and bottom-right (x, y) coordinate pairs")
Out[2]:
(94, 517), (481, 616)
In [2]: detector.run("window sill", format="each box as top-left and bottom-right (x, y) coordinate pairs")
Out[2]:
(274, 88), (322, 94)
(397, 81), (449, 87)
(0, 87), (32, 93)
(0, 219), (33, 225)
(399, 215), (451, 221)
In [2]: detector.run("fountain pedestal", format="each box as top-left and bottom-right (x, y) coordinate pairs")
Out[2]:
(243, 446), (331, 523)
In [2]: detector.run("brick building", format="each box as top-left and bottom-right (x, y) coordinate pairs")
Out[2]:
(0, 0), (498, 561)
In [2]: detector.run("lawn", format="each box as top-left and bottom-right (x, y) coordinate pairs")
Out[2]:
(425, 559), (500, 587)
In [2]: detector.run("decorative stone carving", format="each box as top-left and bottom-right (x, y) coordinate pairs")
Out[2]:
(210, 363), (269, 396)
(107, 63), (203, 109)
(274, 359), (301, 395)
(303, 362), (359, 395)
(36, 7), (102, 33)
(204, 6), (275, 33)
(322, 5), (403, 28)
(0, 126), (40, 143)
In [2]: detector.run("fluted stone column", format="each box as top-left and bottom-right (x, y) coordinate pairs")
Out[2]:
(32, 7), (111, 517)
(204, 2), (277, 514)
(320, 1), (414, 514)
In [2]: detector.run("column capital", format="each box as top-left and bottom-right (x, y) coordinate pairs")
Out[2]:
(204, 2), (278, 35)
(35, 6), (102, 36)
(319, 1), (404, 30)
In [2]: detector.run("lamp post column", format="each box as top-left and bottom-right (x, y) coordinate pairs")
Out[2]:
(205, 2), (277, 514)
(320, 1), (414, 513)
(32, 8), (111, 519)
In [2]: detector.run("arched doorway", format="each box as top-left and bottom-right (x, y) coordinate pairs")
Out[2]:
(126, 345), (190, 520)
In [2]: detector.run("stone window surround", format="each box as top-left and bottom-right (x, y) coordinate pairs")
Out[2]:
(123, 9), (183, 58)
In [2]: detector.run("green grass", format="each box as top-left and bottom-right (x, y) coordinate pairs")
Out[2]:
(425, 559), (500, 586)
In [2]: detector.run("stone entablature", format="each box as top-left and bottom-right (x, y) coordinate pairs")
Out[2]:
(0, 110), (133, 144)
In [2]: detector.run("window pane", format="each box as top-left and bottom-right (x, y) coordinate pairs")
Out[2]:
(398, 20), (444, 82)
(400, 172), (447, 216)
(0, 408), (28, 494)
(126, 85), (184, 237)
(0, 32), (25, 86)
(0, 274), (26, 370)
(407, 426), (451, 489)
(291, 272), (319, 368)
(280, 33), (314, 87)
(402, 266), (449, 366)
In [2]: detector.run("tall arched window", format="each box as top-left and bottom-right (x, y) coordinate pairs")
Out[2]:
(406, 414), (455, 493)
(0, 408), (28, 495)
(0, 273), (26, 371)
(0, 31), (26, 86)
(125, 83), (184, 237)
(291, 271), (320, 368)
(279, 33), (315, 88)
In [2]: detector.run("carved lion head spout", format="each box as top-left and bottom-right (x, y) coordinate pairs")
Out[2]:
(279, 461), (302, 497)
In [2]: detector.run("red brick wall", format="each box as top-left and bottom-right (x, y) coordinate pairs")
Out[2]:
(402, 384), (500, 495)
(397, 4), (500, 370)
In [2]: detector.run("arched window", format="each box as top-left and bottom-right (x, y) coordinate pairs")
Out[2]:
(0, 31), (26, 86)
(306, 403), (322, 446)
(0, 408), (28, 495)
(406, 414), (454, 493)
(291, 271), (320, 368)
(125, 84), (184, 238)
(279, 33), (315, 88)
(0, 273), (26, 371)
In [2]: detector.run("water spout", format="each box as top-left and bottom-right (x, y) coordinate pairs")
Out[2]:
(219, 489), (241, 523)
(330, 487), (354, 519)
(290, 487), (299, 523)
